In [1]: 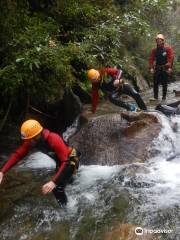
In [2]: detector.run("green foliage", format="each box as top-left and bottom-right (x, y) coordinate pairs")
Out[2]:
(0, 0), (178, 127)
(0, 11), (72, 105)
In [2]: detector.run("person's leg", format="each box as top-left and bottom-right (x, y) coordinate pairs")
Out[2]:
(161, 71), (168, 100)
(109, 88), (131, 110)
(121, 84), (147, 110)
(53, 186), (68, 206)
(53, 164), (74, 206)
(153, 72), (159, 99)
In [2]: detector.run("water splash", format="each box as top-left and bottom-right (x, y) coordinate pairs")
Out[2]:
(3, 112), (180, 240)
(18, 151), (56, 169)
(63, 116), (80, 142)
(123, 113), (180, 237)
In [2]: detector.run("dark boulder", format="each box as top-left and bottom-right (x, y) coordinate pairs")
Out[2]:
(69, 112), (161, 165)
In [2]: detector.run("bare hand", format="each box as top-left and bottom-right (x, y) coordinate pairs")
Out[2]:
(150, 68), (154, 74)
(0, 172), (4, 184)
(113, 79), (121, 87)
(167, 68), (172, 74)
(42, 181), (56, 194)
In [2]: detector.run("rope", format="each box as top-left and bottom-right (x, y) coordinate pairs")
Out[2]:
(29, 105), (56, 119)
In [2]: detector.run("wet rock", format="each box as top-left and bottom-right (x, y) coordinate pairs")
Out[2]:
(123, 177), (154, 189)
(134, 71), (149, 91)
(69, 112), (161, 165)
(111, 193), (129, 215)
(0, 171), (47, 222)
(104, 223), (159, 240)
(173, 89), (180, 97)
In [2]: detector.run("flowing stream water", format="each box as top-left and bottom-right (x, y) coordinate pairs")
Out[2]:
(1, 112), (180, 240)
(1, 82), (180, 240)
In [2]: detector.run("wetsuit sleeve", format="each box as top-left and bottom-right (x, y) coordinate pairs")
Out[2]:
(0, 141), (31, 173)
(166, 46), (174, 68)
(47, 133), (69, 161)
(47, 133), (70, 183)
(91, 68), (120, 113)
(149, 48), (156, 69)
(52, 162), (67, 183)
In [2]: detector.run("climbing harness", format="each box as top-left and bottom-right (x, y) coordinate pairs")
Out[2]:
(69, 148), (81, 174)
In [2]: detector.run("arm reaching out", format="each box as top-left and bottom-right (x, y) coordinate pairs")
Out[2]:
(0, 172), (4, 184)
(0, 141), (31, 174)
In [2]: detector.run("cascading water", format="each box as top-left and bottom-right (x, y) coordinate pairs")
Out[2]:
(120, 113), (180, 239)
(0, 113), (180, 240)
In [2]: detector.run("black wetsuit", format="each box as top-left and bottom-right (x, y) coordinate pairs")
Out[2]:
(36, 133), (80, 206)
(101, 76), (147, 111)
(154, 47), (169, 99)
(150, 45), (174, 100)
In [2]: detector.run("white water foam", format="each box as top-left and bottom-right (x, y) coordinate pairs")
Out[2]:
(17, 113), (180, 210)
(18, 151), (56, 169)
(137, 113), (180, 209)
(66, 165), (122, 214)
(77, 165), (120, 187)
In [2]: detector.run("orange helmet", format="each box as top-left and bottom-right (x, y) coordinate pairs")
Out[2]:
(156, 34), (165, 41)
(20, 119), (43, 139)
(87, 69), (100, 81)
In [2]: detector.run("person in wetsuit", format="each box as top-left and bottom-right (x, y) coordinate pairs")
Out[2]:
(149, 34), (174, 100)
(87, 66), (147, 113)
(0, 119), (80, 206)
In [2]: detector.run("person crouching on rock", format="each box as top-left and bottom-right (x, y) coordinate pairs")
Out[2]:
(0, 119), (80, 207)
(87, 66), (147, 113)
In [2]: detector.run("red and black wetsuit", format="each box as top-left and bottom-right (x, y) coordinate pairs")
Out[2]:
(91, 68), (120, 113)
(149, 44), (174, 99)
(91, 67), (147, 112)
(0, 129), (79, 205)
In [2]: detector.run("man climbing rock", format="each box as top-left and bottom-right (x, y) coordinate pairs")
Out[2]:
(87, 66), (147, 113)
(0, 119), (80, 206)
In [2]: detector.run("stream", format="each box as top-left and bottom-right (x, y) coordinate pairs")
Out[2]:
(0, 82), (180, 240)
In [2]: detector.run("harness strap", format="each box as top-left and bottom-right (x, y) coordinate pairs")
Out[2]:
(68, 148), (81, 174)
(155, 64), (167, 71)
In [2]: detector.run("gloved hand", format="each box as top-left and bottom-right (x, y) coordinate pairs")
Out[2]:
(129, 103), (137, 112)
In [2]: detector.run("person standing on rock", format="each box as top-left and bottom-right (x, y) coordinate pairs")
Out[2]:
(0, 119), (80, 207)
(149, 34), (174, 101)
(87, 65), (147, 113)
